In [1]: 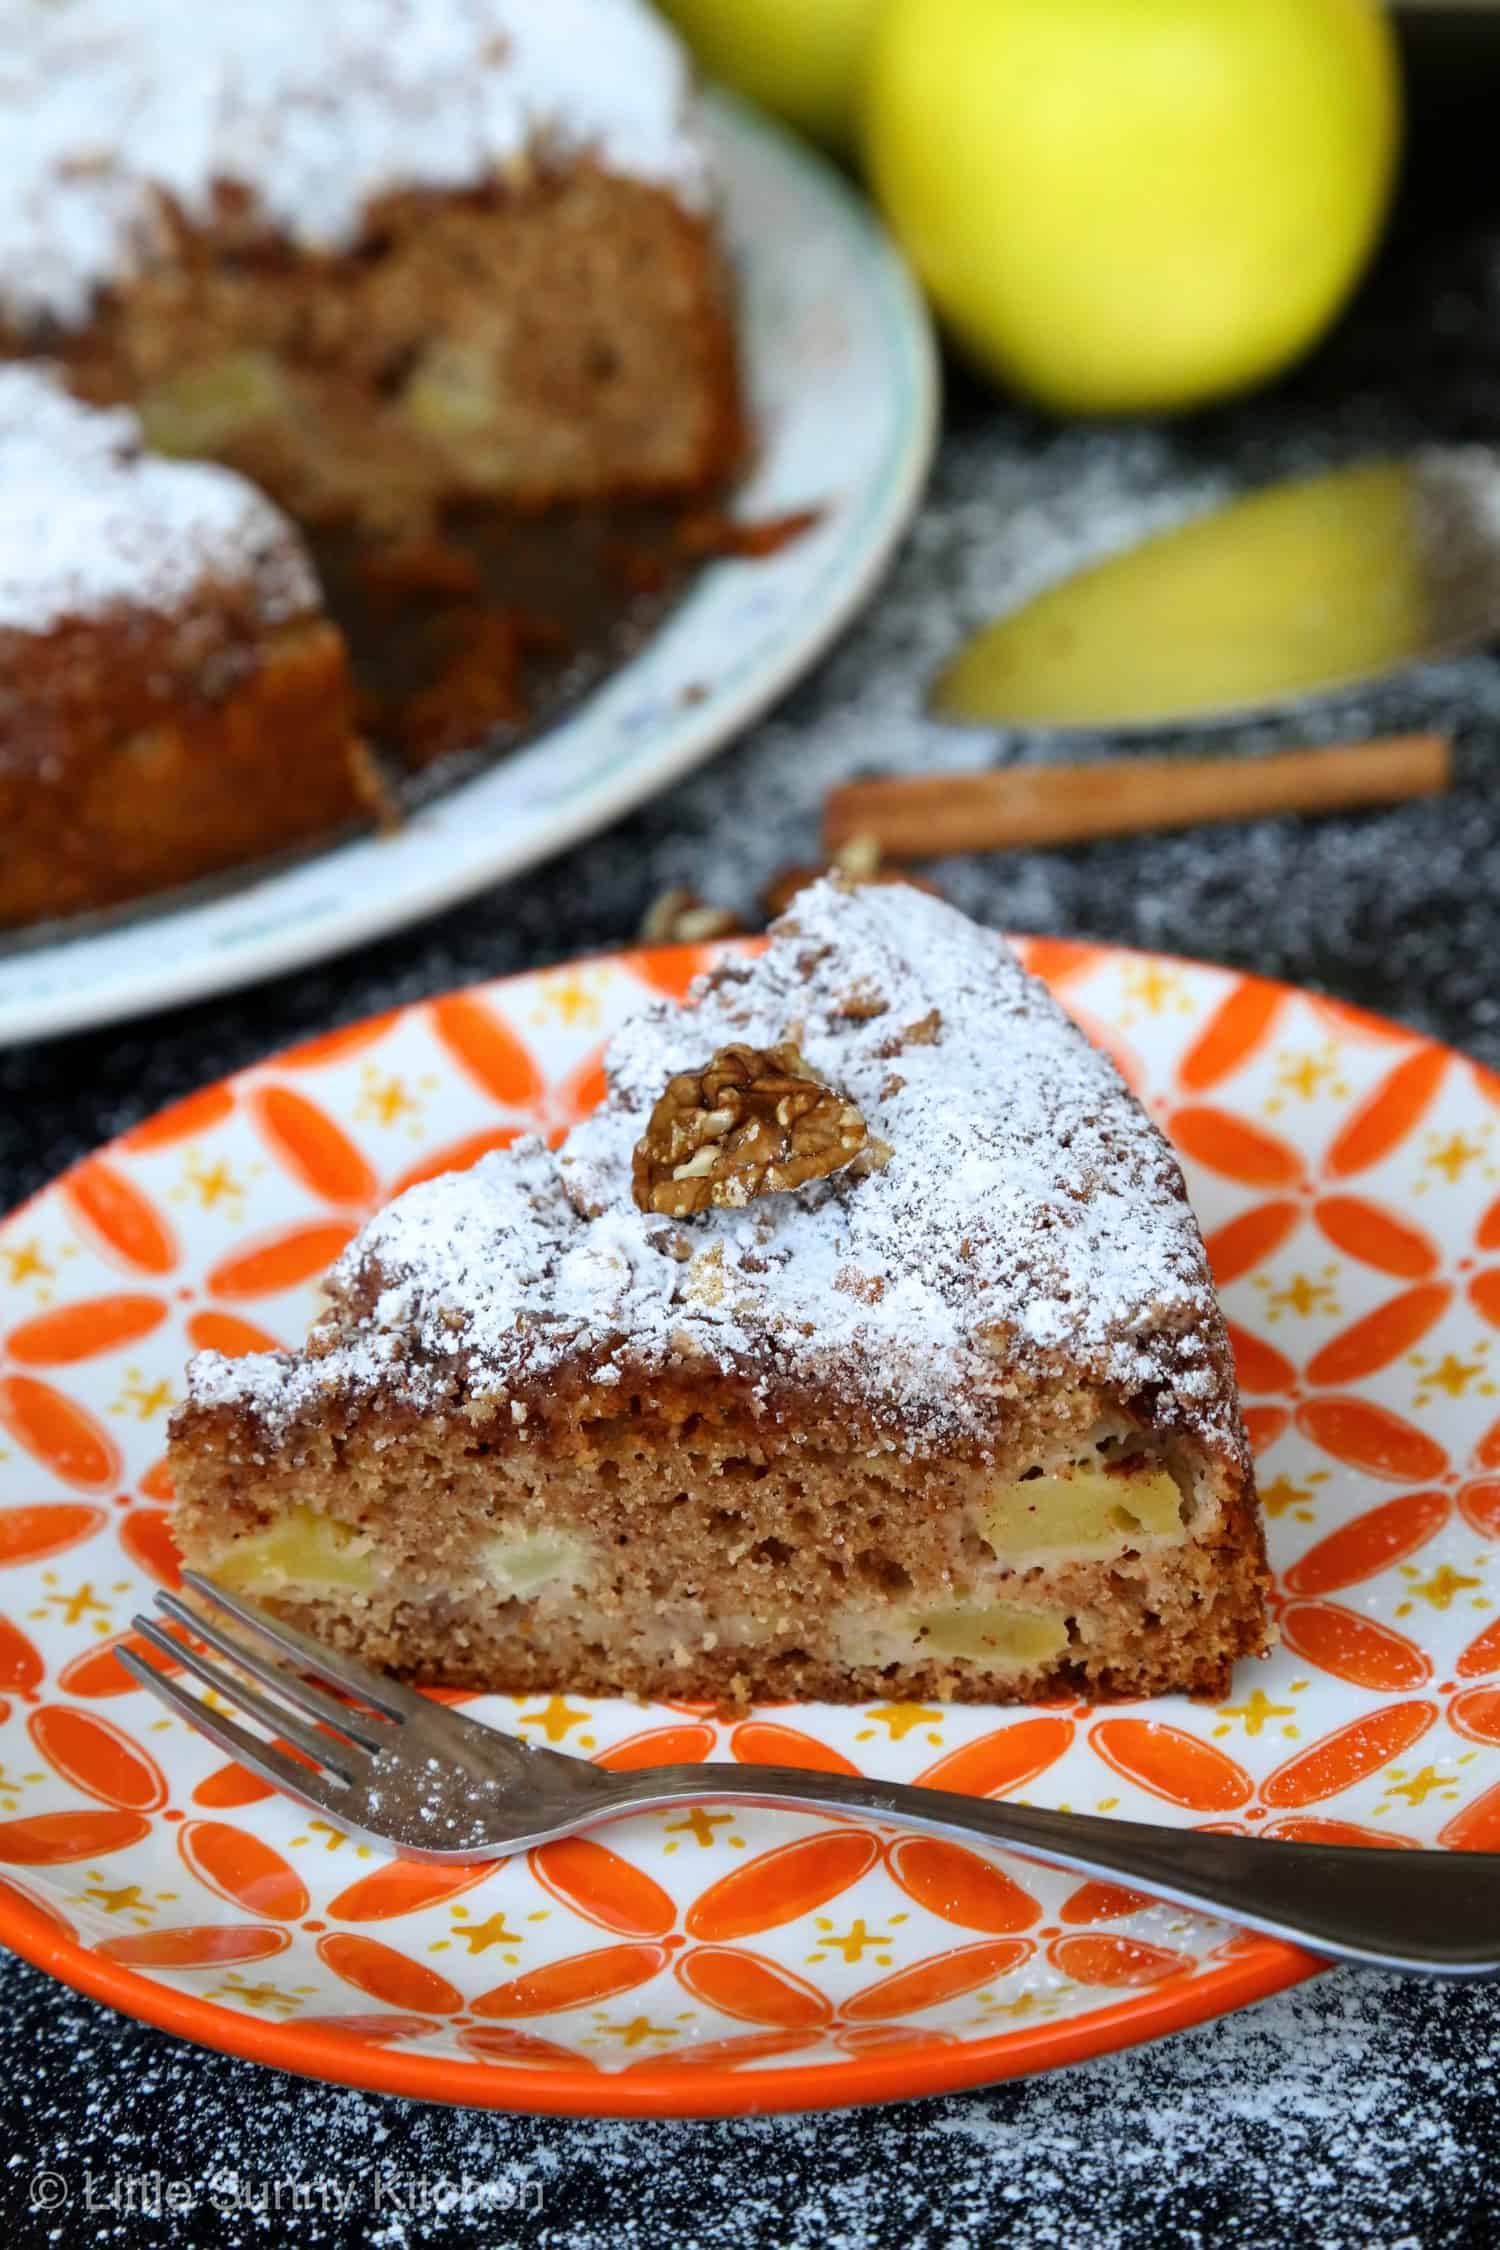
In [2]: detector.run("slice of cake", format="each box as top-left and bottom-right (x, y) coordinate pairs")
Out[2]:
(0, 0), (742, 532)
(170, 881), (1269, 1705)
(0, 368), (373, 928)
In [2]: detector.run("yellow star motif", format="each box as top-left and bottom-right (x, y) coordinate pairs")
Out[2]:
(1266, 1273), (1337, 1320)
(181, 1157), (243, 1211)
(1258, 1474), (1322, 1522)
(208, 1976), (315, 2017)
(1416, 1352), (1487, 1401)
(1406, 1564), (1482, 1611)
(287, 1820), (354, 1852)
(809, 1917), (894, 1965)
(1382, 1765), (1459, 1809)
(530, 972), (602, 1029)
(594, 2015), (677, 2049)
(1213, 1687), (1297, 1738)
(111, 1373), (174, 1422)
(356, 1069), (420, 1129)
(31, 1579), (110, 1627)
(451, 1911), (522, 1956)
(519, 1695), (589, 1744)
(81, 1882), (146, 1915)
(0, 1238), (52, 1286)
(664, 1808), (733, 1849)
(1122, 963), (1188, 1017)
(1272, 1049), (1346, 1103)
(1427, 1132), (1484, 1184)
(855, 1702), (944, 1743)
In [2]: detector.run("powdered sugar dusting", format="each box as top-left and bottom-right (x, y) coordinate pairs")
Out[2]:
(0, 0), (710, 330)
(188, 881), (1238, 1455)
(0, 364), (317, 633)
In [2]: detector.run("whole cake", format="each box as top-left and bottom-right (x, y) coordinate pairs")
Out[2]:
(170, 881), (1270, 1706)
(0, 0), (742, 532)
(0, 367), (371, 929)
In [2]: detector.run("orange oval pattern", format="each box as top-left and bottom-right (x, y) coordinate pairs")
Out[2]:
(675, 1945), (832, 2028)
(0, 1809), (150, 1865)
(840, 1938), (1033, 2021)
(98, 1924), (290, 1967)
(1295, 1397), (1448, 1484)
(7, 1294), (165, 1367)
(177, 1820), (309, 1920)
(326, 1858), (495, 1922)
(120, 1083), (235, 1151)
(1440, 1781), (1500, 1852)
(1178, 982), (1283, 1093)
(1260, 1702), (1437, 1809)
(728, 1723), (861, 1776)
(1049, 1934), (1193, 1987)
(119, 1508), (183, 1590)
(1060, 1880), (1154, 1924)
(388, 1126), (521, 1201)
(1276, 1602), (1431, 1692)
(916, 1716), (1075, 1799)
(686, 1830), (880, 1942)
(185, 1310), (282, 1358)
(56, 1627), (182, 1700)
(1324, 1047), (1447, 1178)
(0, 1379), (121, 1492)
(318, 1932), (463, 2015)
(1203, 1201), (1301, 1288)
(430, 994), (545, 1108)
(1168, 1107), (1302, 1188)
(473, 1943), (669, 2020)
(1457, 1616), (1500, 1681)
(884, 1837), (1040, 1933)
(1458, 1479), (1500, 1539)
(1090, 1720), (1252, 1813)
(62, 1160), (177, 1274)
(0, 1503), (106, 1569)
(250, 1087), (378, 1208)
(594, 1723), (716, 1772)
(1448, 1686), (1500, 1747)
(1223, 1321), (1296, 1397)
(207, 1219), (358, 1299)
(1305, 1285), (1452, 1388)
(1263, 1816), (1419, 1851)
(531, 1837), (676, 1939)
(0, 1616), (43, 1697)
(1312, 1196), (1440, 1280)
(28, 1705), (168, 1811)
(1283, 1490), (1449, 1596)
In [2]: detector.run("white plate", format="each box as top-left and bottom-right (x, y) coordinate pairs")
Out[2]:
(0, 98), (938, 1048)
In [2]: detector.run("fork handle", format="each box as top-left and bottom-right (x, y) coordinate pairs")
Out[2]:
(603, 1765), (1500, 1977)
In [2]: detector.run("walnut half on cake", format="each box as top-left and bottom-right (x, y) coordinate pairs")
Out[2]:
(170, 882), (1270, 1705)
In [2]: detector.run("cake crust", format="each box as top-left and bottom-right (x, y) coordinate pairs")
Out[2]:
(172, 882), (1269, 1705)
(0, 367), (371, 927)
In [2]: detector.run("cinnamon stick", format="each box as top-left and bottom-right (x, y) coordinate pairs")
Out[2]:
(822, 733), (1451, 861)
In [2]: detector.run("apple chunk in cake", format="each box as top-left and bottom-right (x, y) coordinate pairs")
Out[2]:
(170, 880), (1269, 1705)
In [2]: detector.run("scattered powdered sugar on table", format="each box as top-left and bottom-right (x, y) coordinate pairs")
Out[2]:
(2, 1963), (1492, 2245)
(188, 879), (1237, 1457)
(0, 0), (708, 329)
(0, 365), (316, 634)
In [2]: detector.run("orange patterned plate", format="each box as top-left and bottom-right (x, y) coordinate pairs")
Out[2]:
(2, 939), (1499, 2117)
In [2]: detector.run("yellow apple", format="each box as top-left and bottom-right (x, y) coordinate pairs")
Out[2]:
(864, 0), (1401, 414)
(657, 0), (884, 147)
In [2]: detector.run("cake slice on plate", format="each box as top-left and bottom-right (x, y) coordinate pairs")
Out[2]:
(170, 881), (1269, 1704)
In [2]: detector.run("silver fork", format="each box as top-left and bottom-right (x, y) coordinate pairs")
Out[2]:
(121, 1572), (1500, 1978)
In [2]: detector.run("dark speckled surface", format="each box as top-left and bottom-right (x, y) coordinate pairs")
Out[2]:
(5, 213), (1500, 2248)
